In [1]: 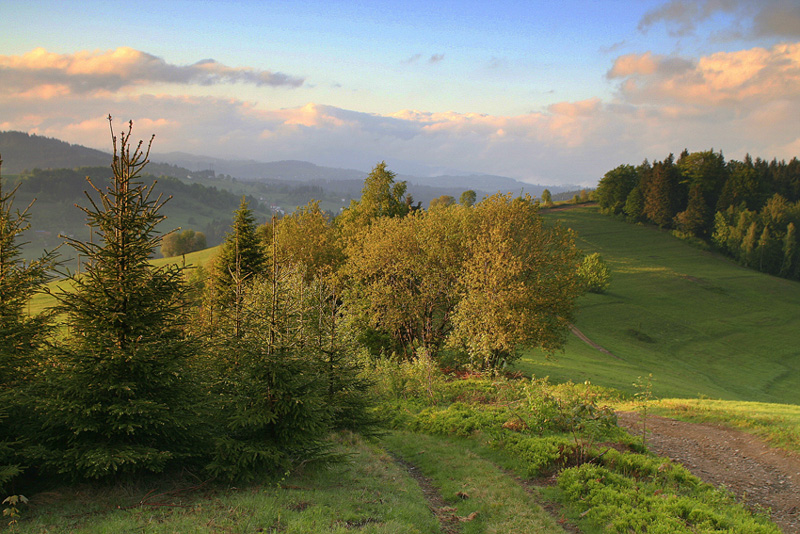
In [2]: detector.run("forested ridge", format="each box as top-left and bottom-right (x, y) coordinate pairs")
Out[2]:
(595, 150), (800, 279)
(2, 165), (267, 256)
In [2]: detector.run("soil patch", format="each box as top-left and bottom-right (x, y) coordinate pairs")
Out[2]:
(618, 411), (800, 533)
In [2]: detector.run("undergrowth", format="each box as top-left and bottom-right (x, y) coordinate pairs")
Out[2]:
(372, 354), (781, 533)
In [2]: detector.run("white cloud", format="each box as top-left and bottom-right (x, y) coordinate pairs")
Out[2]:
(0, 47), (304, 96)
(608, 43), (800, 106)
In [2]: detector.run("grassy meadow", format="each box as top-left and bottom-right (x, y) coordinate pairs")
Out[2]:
(11, 206), (797, 533)
(26, 245), (220, 316)
(519, 205), (800, 406)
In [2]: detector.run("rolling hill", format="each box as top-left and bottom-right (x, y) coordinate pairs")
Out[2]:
(521, 205), (800, 405)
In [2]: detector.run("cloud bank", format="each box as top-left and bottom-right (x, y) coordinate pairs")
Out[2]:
(2, 43), (799, 186)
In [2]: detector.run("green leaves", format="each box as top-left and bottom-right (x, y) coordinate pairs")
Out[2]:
(578, 252), (611, 294)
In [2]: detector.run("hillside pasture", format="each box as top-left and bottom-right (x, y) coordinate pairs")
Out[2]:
(26, 246), (220, 317)
(518, 206), (800, 405)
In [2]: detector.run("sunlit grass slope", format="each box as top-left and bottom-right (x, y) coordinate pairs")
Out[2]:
(27, 245), (220, 316)
(518, 206), (800, 405)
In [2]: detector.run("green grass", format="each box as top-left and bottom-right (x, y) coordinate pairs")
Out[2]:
(26, 246), (220, 317)
(377, 372), (780, 534)
(10, 433), (439, 534)
(383, 432), (568, 534)
(517, 206), (800, 405)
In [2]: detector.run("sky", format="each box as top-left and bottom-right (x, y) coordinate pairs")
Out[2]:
(1, 0), (800, 186)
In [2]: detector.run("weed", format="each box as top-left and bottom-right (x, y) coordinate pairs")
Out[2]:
(633, 373), (655, 449)
(2, 494), (27, 525)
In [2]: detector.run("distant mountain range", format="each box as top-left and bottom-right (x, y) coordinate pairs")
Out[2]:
(1, 131), (573, 197)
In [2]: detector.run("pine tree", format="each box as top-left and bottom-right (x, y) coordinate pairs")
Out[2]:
(208, 197), (266, 332)
(0, 155), (56, 490)
(35, 119), (203, 478)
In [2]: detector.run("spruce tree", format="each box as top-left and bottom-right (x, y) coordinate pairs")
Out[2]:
(336, 162), (409, 245)
(35, 119), (202, 478)
(674, 185), (710, 237)
(0, 155), (56, 489)
(210, 197), (266, 312)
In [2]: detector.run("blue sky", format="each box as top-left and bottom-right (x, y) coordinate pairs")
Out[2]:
(2, 0), (799, 185)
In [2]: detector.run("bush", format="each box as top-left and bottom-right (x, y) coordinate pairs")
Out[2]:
(558, 459), (780, 533)
(578, 252), (611, 293)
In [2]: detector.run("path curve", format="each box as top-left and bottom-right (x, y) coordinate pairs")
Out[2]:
(618, 412), (800, 533)
(569, 324), (621, 360)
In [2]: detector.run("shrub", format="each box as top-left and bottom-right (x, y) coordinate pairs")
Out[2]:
(558, 460), (780, 533)
(578, 252), (611, 293)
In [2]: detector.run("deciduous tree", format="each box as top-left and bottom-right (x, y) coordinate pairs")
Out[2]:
(540, 188), (553, 208)
(274, 200), (343, 281)
(459, 189), (477, 207)
(161, 228), (206, 257)
(578, 253), (611, 294)
(596, 164), (637, 214)
(343, 206), (467, 356)
(448, 194), (582, 369)
(428, 195), (455, 210)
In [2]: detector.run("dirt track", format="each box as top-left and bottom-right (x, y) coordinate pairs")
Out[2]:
(617, 412), (800, 533)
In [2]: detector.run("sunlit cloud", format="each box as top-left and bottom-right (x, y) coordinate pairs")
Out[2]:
(2, 42), (799, 187)
(608, 43), (800, 106)
(0, 47), (304, 97)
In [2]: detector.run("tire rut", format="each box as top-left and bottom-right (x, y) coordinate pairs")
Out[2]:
(388, 452), (462, 534)
(391, 449), (581, 533)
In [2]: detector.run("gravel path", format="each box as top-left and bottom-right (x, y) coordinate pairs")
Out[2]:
(617, 411), (800, 533)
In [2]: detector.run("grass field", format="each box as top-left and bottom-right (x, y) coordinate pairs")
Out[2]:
(27, 245), (220, 316)
(12, 433), (441, 534)
(517, 206), (800, 406)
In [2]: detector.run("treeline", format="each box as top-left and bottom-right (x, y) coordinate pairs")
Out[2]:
(1, 124), (598, 492)
(596, 150), (800, 279)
